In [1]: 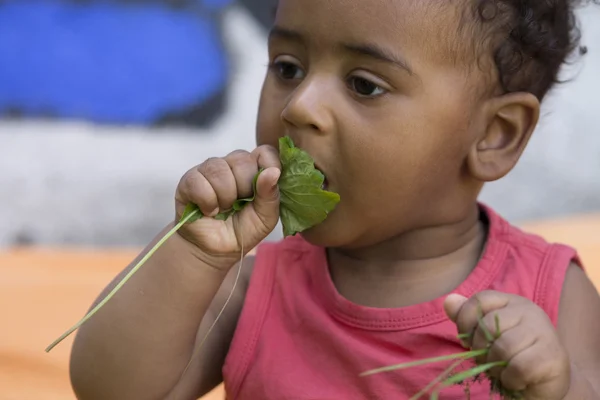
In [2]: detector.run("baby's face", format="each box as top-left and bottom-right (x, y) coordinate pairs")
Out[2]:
(257, 0), (487, 249)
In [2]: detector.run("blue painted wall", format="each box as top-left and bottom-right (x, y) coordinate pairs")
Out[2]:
(0, 0), (271, 126)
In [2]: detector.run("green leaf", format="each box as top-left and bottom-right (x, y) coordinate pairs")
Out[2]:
(214, 209), (235, 221)
(181, 203), (203, 224)
(278, 136), (341, 236)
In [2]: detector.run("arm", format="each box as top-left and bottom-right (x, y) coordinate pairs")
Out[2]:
(70, 145), (281, 400)
(69, 224), (254, 400)
(557, 263), (600, 399)
(166, 250), (255, 400)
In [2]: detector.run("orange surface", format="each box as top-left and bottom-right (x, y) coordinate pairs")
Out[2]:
(1, 214), (599, 400)
(523, 213), (600, 286)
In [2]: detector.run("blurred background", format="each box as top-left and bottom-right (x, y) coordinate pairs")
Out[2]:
(0, 1), (598, 248)
(0, 1), (598, 399)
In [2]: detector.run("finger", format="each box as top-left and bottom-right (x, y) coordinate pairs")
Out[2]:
(444, 293), (468, 323)
(176, 168), (219, 217)
(198, 157), (238, 212)
(234, 166), (280, 246)
(252, 144), (282, 171)
(484, 325), (536, 379)
(471, 307), (522, 355)
(451, 291), (512, 347)
(250, 145), (282, 226)
(223, 150), (259, 199)
(252, 167), (281, 222)
(444, 294), (469, 347)
(499, 338), (566, 392)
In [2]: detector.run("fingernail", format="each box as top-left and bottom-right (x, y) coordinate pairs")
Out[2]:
(447, 293), (467, 301)
(271, 169), (281, 188)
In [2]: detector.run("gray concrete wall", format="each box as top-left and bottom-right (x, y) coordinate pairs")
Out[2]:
(1, 5), (599, 248)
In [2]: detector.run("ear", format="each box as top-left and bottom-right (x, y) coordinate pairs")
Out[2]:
(467, 92), (540, 182)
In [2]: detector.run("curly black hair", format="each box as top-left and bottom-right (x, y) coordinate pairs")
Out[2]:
(471, 0), (597, 100)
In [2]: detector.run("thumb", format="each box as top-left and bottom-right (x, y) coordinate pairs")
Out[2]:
(252, 167), (281, 225)
(444, 293), (468, 323)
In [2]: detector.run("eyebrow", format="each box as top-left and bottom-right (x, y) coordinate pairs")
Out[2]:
(268, 26), (414, 76)
(268, 26), (304, 43)
(342, 42), (414, 76)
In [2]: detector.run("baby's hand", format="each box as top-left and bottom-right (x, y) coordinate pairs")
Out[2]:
(175, 145), (281, 271)
(444, 291), (571, 400)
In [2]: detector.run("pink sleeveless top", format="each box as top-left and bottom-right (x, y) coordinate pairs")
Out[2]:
(223, 205), (581, 399)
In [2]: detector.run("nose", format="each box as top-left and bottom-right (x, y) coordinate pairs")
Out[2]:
(281, 75), (335, 134)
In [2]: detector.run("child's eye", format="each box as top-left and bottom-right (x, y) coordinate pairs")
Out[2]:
(348, 76), (386, 97)
(271, 60), (305, 80)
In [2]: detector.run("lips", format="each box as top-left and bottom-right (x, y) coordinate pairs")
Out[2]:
(313, 163), (329, 190)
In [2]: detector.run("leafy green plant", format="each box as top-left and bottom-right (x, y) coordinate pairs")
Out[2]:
(45, 136), (340, 353)
(278, 136), (341, 236)
(360, 307), (524, 399)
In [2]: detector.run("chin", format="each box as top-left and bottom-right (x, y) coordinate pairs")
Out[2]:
(298, 214), (349, 248)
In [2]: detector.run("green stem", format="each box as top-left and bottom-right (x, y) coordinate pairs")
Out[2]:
(360, 349), (488, 377)
(409, 359), (464, 400)
(45, 209), (200, 352)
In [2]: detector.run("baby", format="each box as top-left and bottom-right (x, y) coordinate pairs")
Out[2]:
(69, 0), (600, 399)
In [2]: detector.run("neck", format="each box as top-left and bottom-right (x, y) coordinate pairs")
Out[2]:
(327, 205), (486, 307)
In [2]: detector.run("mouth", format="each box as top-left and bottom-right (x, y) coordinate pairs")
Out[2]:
(313, 163), (330, 190)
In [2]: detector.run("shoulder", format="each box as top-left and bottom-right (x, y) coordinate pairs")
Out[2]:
(558, 262), (599, 320)
(483, 203), (579, 270)
(482, 204), (582, 320)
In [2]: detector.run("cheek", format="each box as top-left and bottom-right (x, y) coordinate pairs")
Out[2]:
(256, 79), (285, 147)
(338, 109), (468, 207)
(399, 102), (471, 176)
